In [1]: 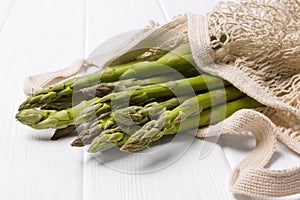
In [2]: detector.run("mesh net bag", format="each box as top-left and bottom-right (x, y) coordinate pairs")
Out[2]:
(188, 0), (300, 197)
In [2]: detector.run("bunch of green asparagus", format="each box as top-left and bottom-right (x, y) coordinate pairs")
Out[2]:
(16, 43), (263, 153)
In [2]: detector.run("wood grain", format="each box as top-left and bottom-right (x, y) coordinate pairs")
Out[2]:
(0, 0), (85, 199)
(84, 1), (234, 200)
(1, 0), (299, 199)
(0, 0), (16, 33)
(158, 0), (221, 20)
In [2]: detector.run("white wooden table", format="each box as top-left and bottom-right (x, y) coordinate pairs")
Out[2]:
(1, 0), (299, 199)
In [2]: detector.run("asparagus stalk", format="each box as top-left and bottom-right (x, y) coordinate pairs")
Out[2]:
(121, 96), (263, 152)
(16, 75), (228, 129)
(88, 96), (263, 153)
(128, 86), (245, 141)
(45, 61), (201, 138)
(42, 96), (75, 110)
(72, 96), (185, 147)
(100, 74), (229, 104)
(112, 96), (186, 127)
(86, 128), (151, 152)
(48, 70), (198, 139)
(80, 71), (197, 98)
(88, 127), (130, 152)
(18, 43), (192, 111)
(87, 86), (242, 152)
(16, 98), (106, 129)
(41, 92), (93, 110)
(45, 70), (197, 111)
(76, 116), (115, 145)
(87, 98), (182, 152)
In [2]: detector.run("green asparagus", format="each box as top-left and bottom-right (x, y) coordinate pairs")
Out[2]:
(13, 30), (269, 157)
(16, 75), (228, 129)
(72, 96), (185, 147)
(122, 86), (245, 144)
(88, 97), (263, 153)
(52, 71), (198, 138)
(18, 43), (193, 111)
(87, 87), (244, 152)
(121, 96), (263, 152)
(76, 116), (115, 145)
(88, 127), (130, 152)
(80, 71), (199, 98)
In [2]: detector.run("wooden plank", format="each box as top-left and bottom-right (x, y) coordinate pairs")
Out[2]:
(84, 1), (234, 200)
(158, 0), (222, 20)
(0, 0), (85, 199)
(85, 0), (167, 56)
(84, 140), (234, 200)
(0, 0), (15, 33)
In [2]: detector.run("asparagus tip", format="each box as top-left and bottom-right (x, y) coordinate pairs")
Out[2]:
(120, 137), (150, 152)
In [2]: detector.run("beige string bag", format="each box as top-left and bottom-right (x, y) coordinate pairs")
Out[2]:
(23, 0), (300, 198)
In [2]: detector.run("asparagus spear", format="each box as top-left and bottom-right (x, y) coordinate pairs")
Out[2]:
(80, 71), (197, 98)
(121, 96), (263, 152)
(72, 96), (185, 146)
(75, 116), (115, 145)
(16, 75), (228, 129)
(88, 127), (130, 152)
(51, 111), (115, 142)
(16, 98), (106, 129)
(46, 64), (202, 139)
(87, 98), (184, 152)
(88, 96), (263, 153)
(44, 71), (196, 111)
(125, 86), (245, 142)
(41, 92), (93, 110)
(43, 61), (192, 110)
(87, 86), (242, 152)
(87, 87), (233, 152)
(42, 96), (75, 110)
(18, 43), (192, 111)
(112, 97), (186, 127)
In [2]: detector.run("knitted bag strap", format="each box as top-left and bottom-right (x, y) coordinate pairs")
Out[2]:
(23, 59), (92, 96)
(223, 110), (300, 198)
(196, 109), (300, 198)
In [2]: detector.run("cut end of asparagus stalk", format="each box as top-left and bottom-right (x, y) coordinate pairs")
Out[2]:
(71, 137), (84, 147)
(51, 125), (77, 140)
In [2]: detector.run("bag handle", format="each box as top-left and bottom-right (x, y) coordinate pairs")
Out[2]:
(197, 109), (300, 198)
(23, 59), (93, 96)
(224, 110), (300, 198)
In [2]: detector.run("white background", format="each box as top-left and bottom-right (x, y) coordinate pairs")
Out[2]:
(0, 0), (299, 199)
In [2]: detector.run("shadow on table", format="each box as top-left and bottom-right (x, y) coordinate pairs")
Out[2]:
(87, 131), (198, 173)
